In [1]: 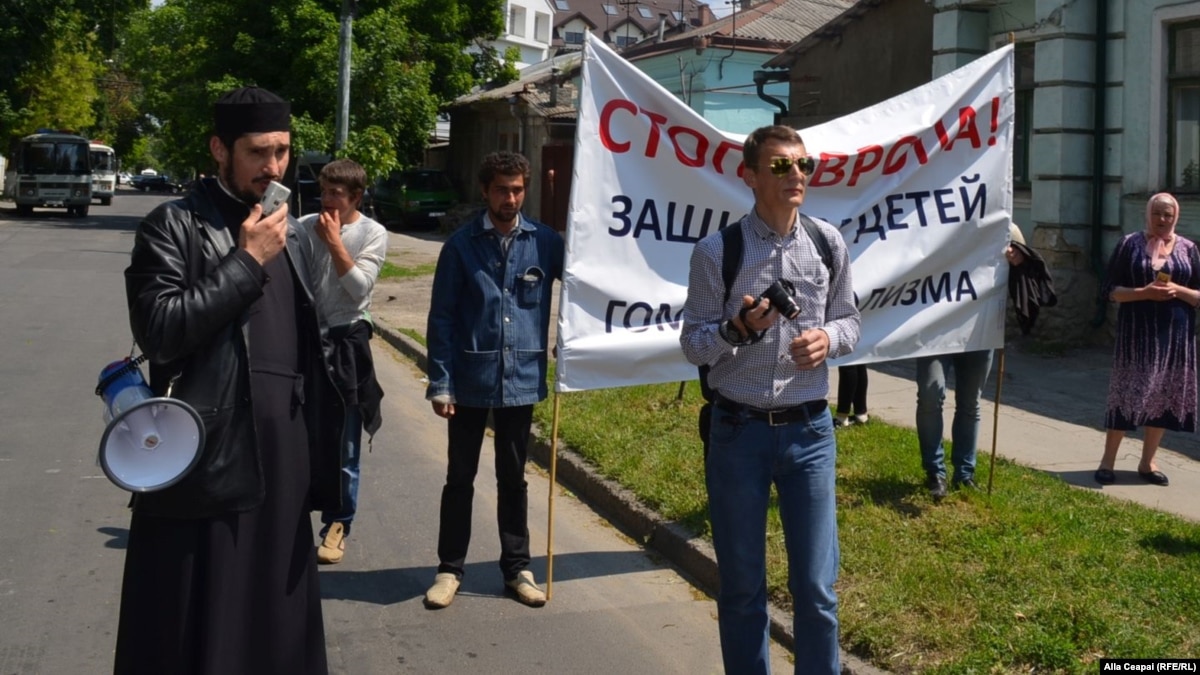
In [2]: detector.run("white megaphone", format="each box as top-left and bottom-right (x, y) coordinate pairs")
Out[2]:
(95, 358), (204, 492)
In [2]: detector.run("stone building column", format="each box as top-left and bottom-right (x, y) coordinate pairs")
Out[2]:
(930, 0), (1111, 343)
(1026, 0), (1110, 340)
(930, 1), (991, 78)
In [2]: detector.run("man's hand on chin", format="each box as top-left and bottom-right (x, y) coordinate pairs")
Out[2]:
(316, 208), (341, 244)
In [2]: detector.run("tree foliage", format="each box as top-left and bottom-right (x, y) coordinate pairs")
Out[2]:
(0, 1), (148, 152)
(0, 0), (506, 174)
(15, 21), (103, 134)
(119, 0), (506, 176)
(340, 125), (398, 182)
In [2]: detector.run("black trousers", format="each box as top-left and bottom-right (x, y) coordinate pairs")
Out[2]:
(836, 365), (869, 416)
(436, 404), (533, 581)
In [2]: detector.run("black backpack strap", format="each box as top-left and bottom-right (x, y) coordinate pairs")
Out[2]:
(700, 222), (744, 403)
(718, 221), (744, 306)
(798, 213), (834, 283)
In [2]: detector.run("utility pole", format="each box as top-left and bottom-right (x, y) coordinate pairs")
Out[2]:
(334, 0), (356, 152)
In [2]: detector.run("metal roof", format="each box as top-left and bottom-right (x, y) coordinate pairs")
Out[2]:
(451, 51), (582, 119)
(762, 0), (884, 68)
(620, 0), (857, 57)
(674, 0), (855, 43)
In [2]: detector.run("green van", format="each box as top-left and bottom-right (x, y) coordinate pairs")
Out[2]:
(371, 168), (457, 230)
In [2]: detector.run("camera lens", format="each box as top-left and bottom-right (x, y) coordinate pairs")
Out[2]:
(761, 279), (800, 320)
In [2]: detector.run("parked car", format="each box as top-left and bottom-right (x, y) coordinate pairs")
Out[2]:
(371, 168), (457, 230)
(291, 152), (331, 218)
(131, 174), (183, 193)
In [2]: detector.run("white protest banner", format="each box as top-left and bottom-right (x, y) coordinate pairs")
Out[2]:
(556, 32), (1013, 392)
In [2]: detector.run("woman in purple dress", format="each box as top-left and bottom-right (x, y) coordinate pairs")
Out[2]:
(1095, 193), (1200, 486)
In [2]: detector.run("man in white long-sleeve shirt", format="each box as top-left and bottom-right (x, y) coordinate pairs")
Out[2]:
(299, 158), (388, 565)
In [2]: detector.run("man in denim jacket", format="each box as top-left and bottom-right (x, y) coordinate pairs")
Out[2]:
(423, 152), (564, 609)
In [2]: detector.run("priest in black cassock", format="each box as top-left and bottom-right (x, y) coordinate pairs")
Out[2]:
(116, 86), (345, 675)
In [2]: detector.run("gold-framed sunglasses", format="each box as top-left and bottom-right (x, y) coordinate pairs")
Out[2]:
(766, 156), (817, 177)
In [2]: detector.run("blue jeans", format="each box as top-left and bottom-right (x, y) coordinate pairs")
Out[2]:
(706, 402), (840, 675)
(322, 405), (362, 536)
(915, 350), (993, 483)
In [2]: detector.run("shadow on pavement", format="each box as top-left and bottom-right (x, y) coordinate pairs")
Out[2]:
(1048, 468), (1108, 489)
(97, 526), (128, 550)
(1, 207), (140, 233)
(319, 550), (656, 606)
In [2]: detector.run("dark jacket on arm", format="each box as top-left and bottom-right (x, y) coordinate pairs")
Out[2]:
(124, 179), (345, 519)
(1007, 241), (1057, 334)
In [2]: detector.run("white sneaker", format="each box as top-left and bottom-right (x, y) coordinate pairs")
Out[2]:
(424, 573), (461, 609)
(853, 413), (870, 425)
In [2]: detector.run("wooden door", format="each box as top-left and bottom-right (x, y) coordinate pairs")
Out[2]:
(539, 144), (574, 232)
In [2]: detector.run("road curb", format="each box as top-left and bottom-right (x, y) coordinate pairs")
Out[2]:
(375, 322), (889, 675)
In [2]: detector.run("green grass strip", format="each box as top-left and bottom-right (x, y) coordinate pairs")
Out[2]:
(397, 327), (426, 347)
(379, 261), (436, 280)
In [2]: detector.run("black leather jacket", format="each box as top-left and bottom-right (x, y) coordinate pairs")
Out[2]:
(124, 179), (345, 519)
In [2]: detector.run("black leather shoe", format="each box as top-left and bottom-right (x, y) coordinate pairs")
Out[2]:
(952, 478), (979, 491)
(1094, 468), (1116, 485)
(1138, 469), (1169, 486)
(926, 474), (948, 502)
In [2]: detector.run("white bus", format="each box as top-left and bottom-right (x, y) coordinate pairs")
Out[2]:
(89, 142), (116, 205)
(3, 133), (92, 217)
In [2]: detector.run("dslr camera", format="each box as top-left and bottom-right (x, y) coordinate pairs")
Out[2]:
(757, 278), (800, 320)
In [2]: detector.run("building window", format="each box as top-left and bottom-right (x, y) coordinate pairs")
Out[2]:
(1014, 43), (1034, 188)
(672, 10), (683, 22)
(535, 12), (550, 43)
(1170, 20), (1200, 192)
(510, 5), (526, 38)
(602, 4), (617, 15)
(555, 0), (569, 9)
(615, 33), (637, 47)
(637, 6), (653, 19)
(565, 30), (584, 44)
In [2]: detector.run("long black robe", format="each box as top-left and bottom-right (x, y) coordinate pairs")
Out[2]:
(114, 190), (327, 675)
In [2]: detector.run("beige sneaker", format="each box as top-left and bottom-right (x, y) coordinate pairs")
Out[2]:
(424, 573), (461, 609)
(505, 570), (547, 607)
(317, 522), (346, 565)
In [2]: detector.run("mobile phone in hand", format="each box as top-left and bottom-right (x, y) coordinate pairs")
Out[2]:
(260, 181), (291, 217)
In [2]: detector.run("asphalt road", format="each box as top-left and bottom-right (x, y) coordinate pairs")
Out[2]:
(0, 190), (792, 674)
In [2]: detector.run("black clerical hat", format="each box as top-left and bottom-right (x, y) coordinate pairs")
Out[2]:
(213, 86), (291, 137)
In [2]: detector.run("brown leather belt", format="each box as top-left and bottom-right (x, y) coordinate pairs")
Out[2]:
(714, 394), (828, 427)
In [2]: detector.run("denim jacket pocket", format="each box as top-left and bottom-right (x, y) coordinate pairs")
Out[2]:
(517, 266), (545, 307)
(456, 350), (501, 399)
(511, 349), (544, 393)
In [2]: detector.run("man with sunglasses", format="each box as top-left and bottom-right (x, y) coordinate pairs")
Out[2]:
(681, 125), (860, 675)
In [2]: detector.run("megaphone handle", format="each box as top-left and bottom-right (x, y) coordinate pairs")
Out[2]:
(95, 355), (149, 397)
